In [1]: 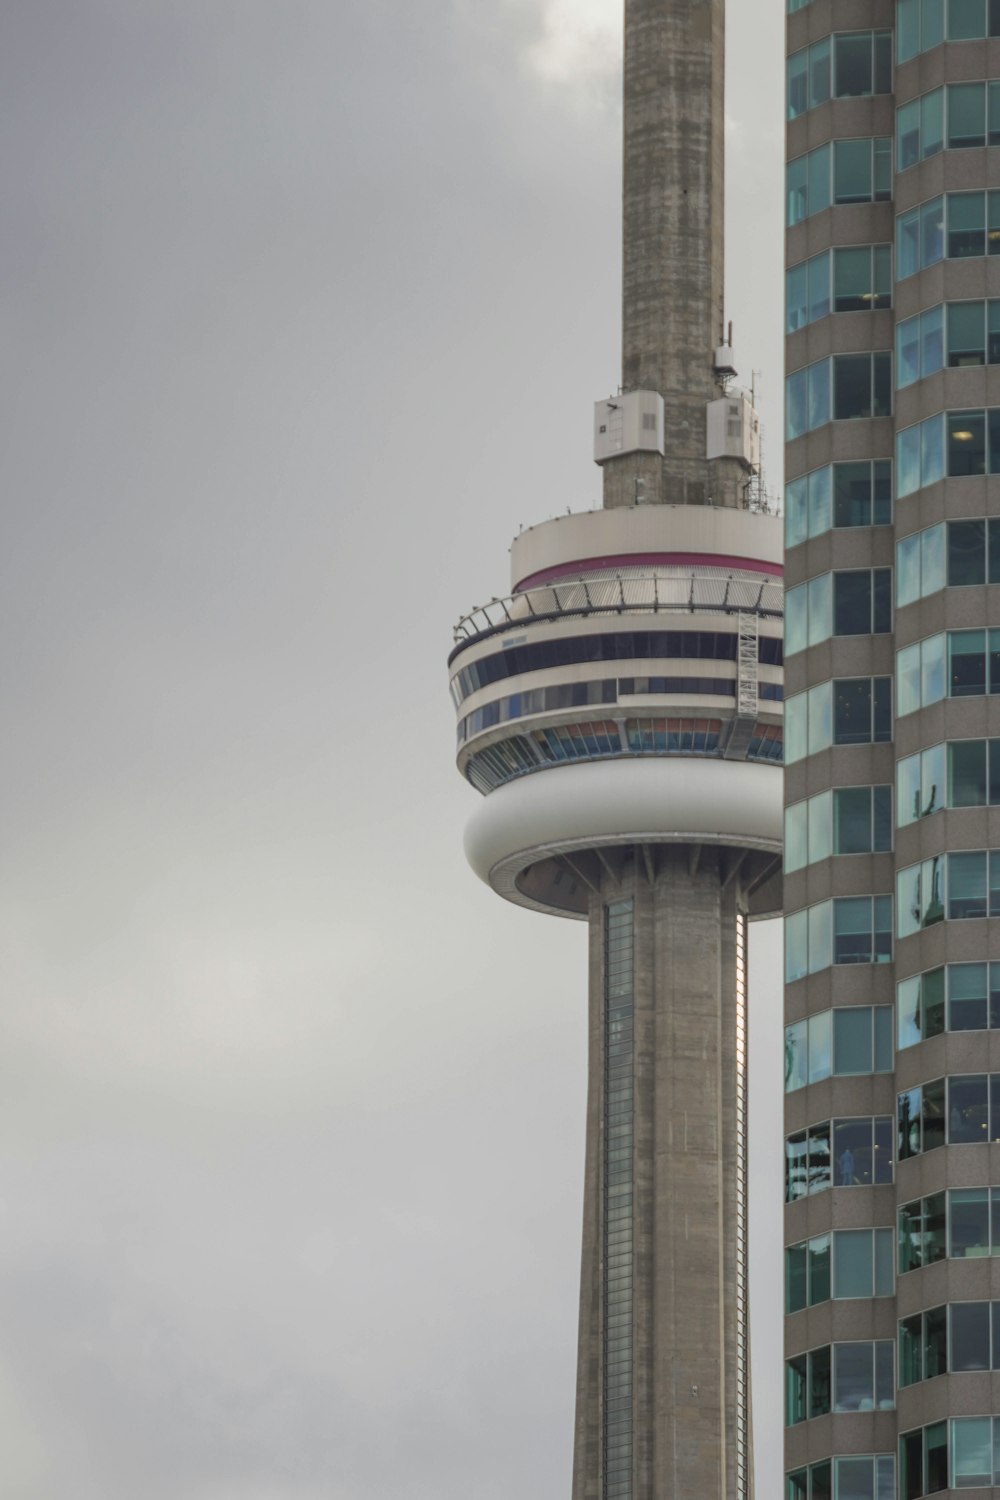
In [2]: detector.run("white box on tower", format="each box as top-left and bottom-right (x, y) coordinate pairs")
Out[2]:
(593, 390), (665, 465)
(706, 393), (760, 470)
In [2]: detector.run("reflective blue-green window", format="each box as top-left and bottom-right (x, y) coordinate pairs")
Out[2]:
(786, 908), (808, 982)
(898, 1305), (947, 1386)
(897, 0), (945, 60)
(786, 369), (808, 439)
(787, 144), (831, 226)
(834, 897), (892, 965)
(785, 1346), (831, 1424)
(786, 247), (889, 332)
(899, 1420), (949, 1499)
(832, 1231), (894, 1298)
(896, 742), (946, 826)
(786, 898), (892, 978)
(924, 87), (945, 155)
(786, 1236), (836, 1313)
(833, 1005), (893, 1073)
(785, 465), (831, 546)
(808, 682), (832, 756)
(897, 205), (920, 278)
(898, 190), (1000, 276)
(896, 523), (945, 606)
(787, 140), (888, 226)
(897, 88), (943, 168)
(897, 1078), (947, 1159)
(787, 32), (892, 119)
(896, 634), (946, 716)
(950, 628), (1000, 696)
(786, 1121), (893, 1202)
(926, 0), (947, 47)
(835, 459), (891, 528)
(898, 1192), (947, 1273)
(896, 305), (943, 387)
(896, 855), (945, 936)
(785, 800), (808, 874)
(951, 1417), (994, 1488)
(785, 1007), (891, 1088)
(835, 353), (891, 418)
(897, 0), (920, 57)
(897, 82), (1000, 167)
(896, 197), (945, 279)
(949, 190), (986, 257)
(898, 1075), (1000, 1156)
(835, 32), (892, 97)
(787, 569), (890, 654)
(785, 460), (890, 547)
(949, 517), (999, 583)
(949, 1185), (1000, 1256)
(897, 969), (946, 1049)
(950, 738), (1000, 808)
(943, 1297), (994, 1370)
(787, 256), (813, 333)
(784, 678), (891, 764)
(809, 147), (833, 216)
(898, 98), (920, 168)
(835, 245), (891, 311)
(890, 408), (1000, 489)
(787, 355), (890, 439)
(833, 1341), (895, 1411)
(835, 138), (890, 204)
(948, 81), (986, 146)
(784, 1011), (832, 1088)
(785, 693), (807, 765)
(786, 361), (830, 438)
(791, 780), (893, 864)
(787, 38), (831, 118)
(943, 298), (1000, 365)
(833, 785), (892, 855)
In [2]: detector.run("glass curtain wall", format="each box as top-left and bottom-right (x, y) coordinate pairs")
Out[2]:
(783, 0), (1000, 1491)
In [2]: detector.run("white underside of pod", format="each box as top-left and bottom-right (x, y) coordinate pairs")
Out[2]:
(464, 757), (782, 911)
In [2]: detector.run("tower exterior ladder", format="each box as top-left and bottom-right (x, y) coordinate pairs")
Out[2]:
(736, 611), (759, 719)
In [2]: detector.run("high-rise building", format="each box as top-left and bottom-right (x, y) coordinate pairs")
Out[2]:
(448, 3), (784, 1496)
(784, 5), (1000, 1498)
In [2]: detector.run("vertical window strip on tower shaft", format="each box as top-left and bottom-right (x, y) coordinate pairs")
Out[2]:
(604, 900), (634, 1500)
(735, 915), (750, 1500)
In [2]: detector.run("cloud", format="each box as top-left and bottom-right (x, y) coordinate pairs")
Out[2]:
(520, 0), (622, 83)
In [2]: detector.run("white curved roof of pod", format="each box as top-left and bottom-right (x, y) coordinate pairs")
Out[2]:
(509, 505), (783, 590)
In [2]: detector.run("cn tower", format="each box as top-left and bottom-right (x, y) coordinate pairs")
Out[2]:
(447, 3), (783, 1496)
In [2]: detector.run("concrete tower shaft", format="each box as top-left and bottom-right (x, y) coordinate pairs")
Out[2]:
(571, 858), (752, 1500)
(622, 0), (726, 403)
(448, 2), (783, 1496)
(603, 0), (747, 511)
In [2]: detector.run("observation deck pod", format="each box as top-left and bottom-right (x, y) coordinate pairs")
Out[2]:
(464, 758), (783, 920)
(449, 506), (786, 921)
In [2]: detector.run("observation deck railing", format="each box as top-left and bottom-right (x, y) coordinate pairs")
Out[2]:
(452, 572), (784, 652)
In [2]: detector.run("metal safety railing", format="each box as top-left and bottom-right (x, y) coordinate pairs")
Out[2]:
(452, 571), (783, 652)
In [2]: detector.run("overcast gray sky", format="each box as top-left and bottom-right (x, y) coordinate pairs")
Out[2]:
(0, 2), (784, 1496)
